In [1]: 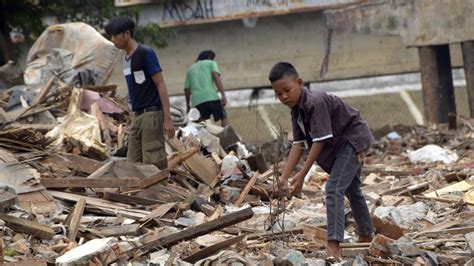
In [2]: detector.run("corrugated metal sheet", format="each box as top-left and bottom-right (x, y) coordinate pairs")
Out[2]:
(118, 0), (363, 27)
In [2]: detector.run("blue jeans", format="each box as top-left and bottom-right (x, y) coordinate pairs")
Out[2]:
(325, 142), (375, 242)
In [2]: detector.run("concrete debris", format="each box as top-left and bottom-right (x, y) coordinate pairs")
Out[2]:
(374, 202), (427, 226)
(55, 237), (118, 265)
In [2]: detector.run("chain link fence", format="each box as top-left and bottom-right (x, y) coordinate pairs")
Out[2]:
(226, 86), (470, 143)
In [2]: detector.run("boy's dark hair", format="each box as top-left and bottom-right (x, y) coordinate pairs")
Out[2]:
(196, 50), (216, 61)
(268, 62), (299, 83)
(105, 16), (135, 37)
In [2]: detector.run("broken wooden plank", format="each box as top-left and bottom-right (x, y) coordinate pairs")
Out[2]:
(83, 84), (117, 93)
(86, 159), (116, 179)
(341, 247), (369, 257)
(167, 147), (199, 169)
(40, 178), (140, 188)
(414, 218), (463, 238)
(31, 76), (55, 106)
(444, 172), (469, 182)
(167, 138), (219, 187)
(183, 235), (245, 263)
(49, 191), (150, 220)
(303, 223), (327, 242)
(94, 224), (139, 237)
(102, 192), (164, 206)
(67, 198), (86, 241)
(234, 171), (260, 207)
(139, 170), (169, 189)
(465, 232), (474, 252)
(0, 213), (54, 240)
(50, 153), (104, 175)
(6, 123), (55, 131)
(341, 242), (371, 248)
(247, 227), (304, 241)
(441, 226), (474, 235)
(380, 183), (411, 196)
(91, 102), (112, 147)
(365, 191), (381, 204)
(398, 182), (430, 196)
(137, 207), (254, 252)
(139, 202), (177, 223)
(415, 195), (463, 204)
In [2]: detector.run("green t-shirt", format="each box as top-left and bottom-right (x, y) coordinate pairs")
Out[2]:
(184, 60), (220, 107)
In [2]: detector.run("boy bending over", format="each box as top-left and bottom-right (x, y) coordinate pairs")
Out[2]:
(269, 62), (375, 259)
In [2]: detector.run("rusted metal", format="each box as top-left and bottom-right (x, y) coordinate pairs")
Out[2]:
(418, 45), (456, 124)
(461, 41), (474, 118)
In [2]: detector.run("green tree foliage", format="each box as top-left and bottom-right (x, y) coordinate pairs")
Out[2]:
(0, 0), (174, 65)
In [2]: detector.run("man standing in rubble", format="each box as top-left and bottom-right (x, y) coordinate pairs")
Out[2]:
(105, 16), (174, 169)
(184, 50), (229, 127)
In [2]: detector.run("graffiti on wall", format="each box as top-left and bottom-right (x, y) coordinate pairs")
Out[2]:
(162, 0), (214, 21)
(246, 0), (289, 7)
(115, 0), (362, 26)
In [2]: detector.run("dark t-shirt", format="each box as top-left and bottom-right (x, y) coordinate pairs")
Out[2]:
(123, 44), (162, 112)
(291, 88), (374, 173)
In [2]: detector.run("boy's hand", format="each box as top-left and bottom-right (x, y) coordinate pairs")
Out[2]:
(290, 171), (305, 197)
(276, 176), (289, 195)
(163, 117), (175, 139)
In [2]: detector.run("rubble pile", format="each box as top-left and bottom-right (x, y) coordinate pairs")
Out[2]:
(0, 23), (473, 265)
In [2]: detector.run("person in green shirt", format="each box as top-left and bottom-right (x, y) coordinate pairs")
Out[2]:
(184, 50), (229, 127)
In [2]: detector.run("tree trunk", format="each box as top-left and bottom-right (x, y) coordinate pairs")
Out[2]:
(0, 3), (15, 66)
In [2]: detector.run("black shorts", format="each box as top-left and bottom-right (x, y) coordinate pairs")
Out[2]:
(195, 100), (227, 122)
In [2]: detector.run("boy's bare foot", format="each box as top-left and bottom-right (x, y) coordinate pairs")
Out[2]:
(325, 240), (342, 261)
(358, 234), (373, 243)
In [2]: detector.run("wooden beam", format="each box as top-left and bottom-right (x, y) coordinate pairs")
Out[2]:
(413, 218), (462, 238)
(51, 153), (103, 175)
(183, 235), (245, 263)
(167, 147), (199, 169)
(67, 198), (86, 241)
(415, 195), (463, 204)
(31, 76), (55, 106)
(139, 170), (169, 189)
(341, 247), (369, 257)
(418, 45), (456, 124)
(94, 224), (139, 237)
(102, 192), (165, 206)
(139, 202), (177, 223)
(167, 138), (219, 187)
(234, 171), (260, 207)
(49, 191), (150, 220)
(83, 84), (117, 93)
(86, 159), (115, 179)
(247, 227), (303, 241)
(441, 226), (474, 235)
(137, 207), (254, 252)
(40, 178), (140, 188)
(303, 223), (327, 242)
(0, 214), (54, 240)
(462, 41), (474, 118)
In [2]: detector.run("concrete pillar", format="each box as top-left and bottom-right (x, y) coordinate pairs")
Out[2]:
(461, 41), (474, 118)
(418, 45), (456, 124)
